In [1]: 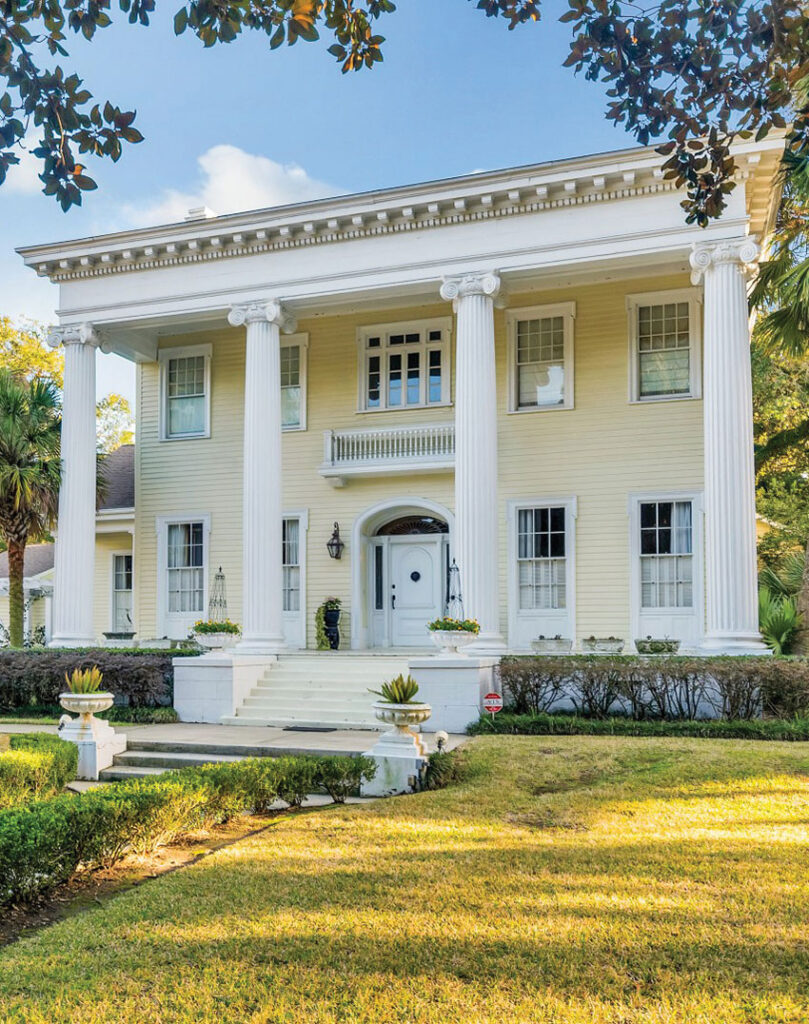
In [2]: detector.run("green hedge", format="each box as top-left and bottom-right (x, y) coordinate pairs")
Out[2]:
(0, 734), (78, 809)
(0, 705), (180, 724)
(468, 712), (809, 741)
(0, 649), (199, 713)
(0, 753), (376, 905)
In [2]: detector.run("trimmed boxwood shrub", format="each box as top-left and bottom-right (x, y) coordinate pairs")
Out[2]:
(0, 753), (376, 905)
(0, 649), (197, 713)
(0, 734), (78, 809)
(497, 655), (809, 721)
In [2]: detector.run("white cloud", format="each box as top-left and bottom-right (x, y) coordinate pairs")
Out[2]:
(4, 144), (42, 196)
(124, 144), (337, 226)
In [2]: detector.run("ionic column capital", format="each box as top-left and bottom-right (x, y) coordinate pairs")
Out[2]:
(228, 299), (297, 334)
(46, 323), (102, 350)
(440, 272), (501, 305)
(690, 238), (760, 285)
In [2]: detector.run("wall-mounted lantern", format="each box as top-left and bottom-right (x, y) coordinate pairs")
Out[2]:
(326, 522), (345, 560)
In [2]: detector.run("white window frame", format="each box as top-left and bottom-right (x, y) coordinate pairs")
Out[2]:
(627, 288), (702, 404)
(507, 496), (577, 649)
(506, 302), (576, 413)
(109, 550), (133, 633)
(628, 491), (704, 648)
(155, 513), (211, 637)
(158, 343), (212, 441)
(356, 317), (452, 413)
(282, 509), (308, 648)
(281, 333), (309, 432)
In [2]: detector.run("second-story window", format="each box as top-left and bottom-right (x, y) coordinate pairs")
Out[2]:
(280, 336), (308, 430)
(627, 290), (702, 402)
(506, 302), (575, 413)
(358, 318), (451, 412)
(159, 344), (211, 440)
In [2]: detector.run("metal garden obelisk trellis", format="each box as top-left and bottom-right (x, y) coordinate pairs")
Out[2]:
(446, 560), (465, 620)
(209, 566), (229, 622)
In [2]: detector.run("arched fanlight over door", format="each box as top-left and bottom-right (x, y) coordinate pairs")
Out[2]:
(375, 515), (449, 537)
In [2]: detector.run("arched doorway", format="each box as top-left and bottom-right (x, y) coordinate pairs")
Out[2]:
(351, 499), (454, 649)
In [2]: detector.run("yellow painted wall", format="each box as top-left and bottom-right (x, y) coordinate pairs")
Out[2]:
(134, 273), (702, 645)
(93, 532), (134, 640)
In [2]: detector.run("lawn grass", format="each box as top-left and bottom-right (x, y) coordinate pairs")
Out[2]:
(1, 735), (808, 1023)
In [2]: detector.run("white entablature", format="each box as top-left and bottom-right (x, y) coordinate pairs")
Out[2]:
(18, 137), (782, 363)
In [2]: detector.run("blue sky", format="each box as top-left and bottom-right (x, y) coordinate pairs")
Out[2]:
(0, 0), (626, 403)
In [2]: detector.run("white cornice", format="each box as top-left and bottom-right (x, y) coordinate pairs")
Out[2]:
(17, 137), (783, 285)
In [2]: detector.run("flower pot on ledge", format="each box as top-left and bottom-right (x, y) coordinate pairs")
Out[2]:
(581, 638), (625, 655)
(193, 632), (239, 652)
(430, 630), (478, 657)
(531, 637), (573, 655)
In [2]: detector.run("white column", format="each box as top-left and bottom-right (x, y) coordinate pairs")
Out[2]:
(228, 300), (296, 655)
(690, 239), (768, 654)
(440, 272), (504, 651)
(46, 323), (99, 647)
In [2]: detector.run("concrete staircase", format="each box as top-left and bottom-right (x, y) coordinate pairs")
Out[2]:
(221, 653), (412, 729)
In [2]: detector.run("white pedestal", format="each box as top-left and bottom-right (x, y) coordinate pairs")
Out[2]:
(173, 654), (274, 722)
(58, 716), (126, 781)
(408, 656), (498, 733)
(361, 726), (427, 797)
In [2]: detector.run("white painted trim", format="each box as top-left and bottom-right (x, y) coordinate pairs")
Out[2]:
(155, 513), (211, 638)
(281, 332), (308, 433)
(627, 490), (704, 648)
(282, 507), (308, 648)
(506, 496), (577, 649)
(350, 496), (455, 650)
(158, 343), (212, 441)
(506, 301), (576, 413)
(109, 548), (133, 633)
(626, 288), (702, 404)
(356, 316), (453, 413)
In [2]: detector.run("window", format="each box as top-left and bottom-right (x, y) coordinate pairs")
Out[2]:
(112, 554), (133, 631)
(159, 345), (211, 439)
(282, 518), (300, 612)
(507, 303), (575, 412)
(280, 336), (308, 430)
(358, 319), (451, 411)
(640, 500), (693, 608)
(517, 506), (567, 610)
(628, 290), (701, 401)
(167, 522), (205, 613)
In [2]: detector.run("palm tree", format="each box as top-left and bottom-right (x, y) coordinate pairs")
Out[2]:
(0, 371), (61, 648)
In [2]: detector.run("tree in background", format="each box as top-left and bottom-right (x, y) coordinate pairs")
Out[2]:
(0, 371), (60, 648)
(0, 0), (806, 221)
(96, 393), (134, 452)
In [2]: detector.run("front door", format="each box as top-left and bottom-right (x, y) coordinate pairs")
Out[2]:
(389, 538), (444, 647)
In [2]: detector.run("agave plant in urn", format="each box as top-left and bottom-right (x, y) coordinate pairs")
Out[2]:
(369, 674), (432, 750)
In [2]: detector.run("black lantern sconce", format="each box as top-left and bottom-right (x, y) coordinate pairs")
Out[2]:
(326, 521), (345, 560)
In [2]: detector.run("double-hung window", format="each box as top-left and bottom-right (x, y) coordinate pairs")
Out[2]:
(358, 319), (451, 411)
(281, 336), (308, 430)
(167, 522), (205, 614)
(517, 506), (567, 610)
(507, 303), (575, 412)
(282, 518), (300, 612)
(628, 290), (701, 401)
(160, 344), (211, 439)
(112, 554), (133, 631)
(639, 500), (693, 609)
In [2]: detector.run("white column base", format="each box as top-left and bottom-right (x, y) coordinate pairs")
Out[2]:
(234, 635), (286, 656)
(58, 716), (126, 781)
(361, 727), (427, 797)
(701, 632), (771, 656)
(49, 634), (97, 649)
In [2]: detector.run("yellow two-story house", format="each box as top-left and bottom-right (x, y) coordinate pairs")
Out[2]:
(19, 138), (782, 729)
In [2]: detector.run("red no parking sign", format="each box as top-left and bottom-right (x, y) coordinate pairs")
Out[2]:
(483, 692), (503, 718)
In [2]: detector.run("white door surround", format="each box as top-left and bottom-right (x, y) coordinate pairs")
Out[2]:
(351, 497), (454, 650)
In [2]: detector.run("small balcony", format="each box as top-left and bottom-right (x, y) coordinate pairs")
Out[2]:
(319, 423), (455, 486)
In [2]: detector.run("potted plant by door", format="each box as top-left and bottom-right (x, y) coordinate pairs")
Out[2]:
(369, 674), (432, 738)
(635, 636), (681, 655)
(581, 636), (625, 654)
(316, 598), (342, 650)
(428, 616), (480, 656)
(59, 666), (114, 720)
(192, 619), (241, 651)
(531, 634), (573, 655)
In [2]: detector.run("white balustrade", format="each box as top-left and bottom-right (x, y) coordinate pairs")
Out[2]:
(320, 423), (454, 482)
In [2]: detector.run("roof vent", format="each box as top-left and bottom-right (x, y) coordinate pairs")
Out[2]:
(184, 206), (217, 221)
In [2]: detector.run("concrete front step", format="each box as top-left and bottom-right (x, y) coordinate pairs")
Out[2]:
(99, 764), (171, 781)
(221, 714), (380, 730)
(114, 750), (247, 770)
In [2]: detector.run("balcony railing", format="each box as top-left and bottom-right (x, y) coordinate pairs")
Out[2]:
(319, 423), (455, 485)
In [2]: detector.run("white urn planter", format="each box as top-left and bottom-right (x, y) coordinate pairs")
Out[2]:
(194, 632), (238, 652)
(430, 630), (478, 657)
(58, 691), (126, 781)
(363, 700), (433, 797)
